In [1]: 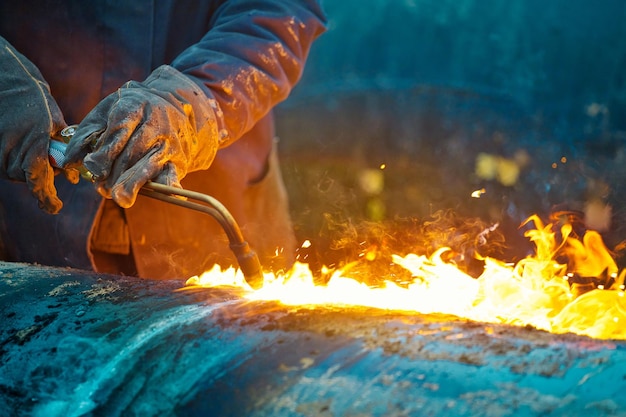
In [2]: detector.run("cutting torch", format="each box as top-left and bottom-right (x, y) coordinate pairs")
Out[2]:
(48, 126), (264, 289)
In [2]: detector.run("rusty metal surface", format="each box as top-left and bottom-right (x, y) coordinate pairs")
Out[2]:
(1, 260), (625, 416)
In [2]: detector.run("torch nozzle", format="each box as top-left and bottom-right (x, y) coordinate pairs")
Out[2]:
(230, 241), (264, 290)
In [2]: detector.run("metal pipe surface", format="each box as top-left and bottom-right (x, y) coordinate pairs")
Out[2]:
(1, 261), (625, 416)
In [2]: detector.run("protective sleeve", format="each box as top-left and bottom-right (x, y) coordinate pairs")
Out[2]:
(170, 0), (326, 148)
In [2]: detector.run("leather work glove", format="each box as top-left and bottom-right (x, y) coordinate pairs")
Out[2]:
(0, 36), (73, 214)
(64, 65), (221, 208)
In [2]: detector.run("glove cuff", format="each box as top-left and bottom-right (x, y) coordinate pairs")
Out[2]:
(0, 36), (67, 137)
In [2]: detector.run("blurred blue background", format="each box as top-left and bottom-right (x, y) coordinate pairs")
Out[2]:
(275, 0), (626, 266)
(295, 0), (626, 135)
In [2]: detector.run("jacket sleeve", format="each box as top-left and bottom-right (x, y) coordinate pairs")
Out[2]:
(170, 0), (326, 148)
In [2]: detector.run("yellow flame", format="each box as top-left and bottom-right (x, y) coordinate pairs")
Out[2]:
(186, 216), (626, 341)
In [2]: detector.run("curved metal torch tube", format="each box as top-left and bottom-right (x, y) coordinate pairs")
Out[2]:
(139, 182), (240, 242)
(139, 181), (264, 289)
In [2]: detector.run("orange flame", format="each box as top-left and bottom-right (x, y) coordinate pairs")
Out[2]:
(186, 215), (626, 340)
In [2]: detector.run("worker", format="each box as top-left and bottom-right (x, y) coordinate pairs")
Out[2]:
(0, 1), (326, 279)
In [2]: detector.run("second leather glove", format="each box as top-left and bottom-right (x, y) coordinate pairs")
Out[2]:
(64, 65), (221, 208)
(0, 36), (71, 214)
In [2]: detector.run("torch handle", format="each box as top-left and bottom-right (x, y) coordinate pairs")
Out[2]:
(48, 125), (96, 181)
(49, 139), (96, 182)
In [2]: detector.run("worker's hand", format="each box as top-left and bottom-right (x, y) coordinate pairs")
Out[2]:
(64, 65), (220, 208)
(0, 37), (69, 214)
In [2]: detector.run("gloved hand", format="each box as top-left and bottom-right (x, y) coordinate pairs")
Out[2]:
(64, 65), (221, 208)
(0, 36), (71, 214)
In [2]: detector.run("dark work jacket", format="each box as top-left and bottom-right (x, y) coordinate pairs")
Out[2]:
(0, 0), (326, 278)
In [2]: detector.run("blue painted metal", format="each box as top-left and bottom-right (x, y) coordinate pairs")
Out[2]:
(1, 261), (625, 416)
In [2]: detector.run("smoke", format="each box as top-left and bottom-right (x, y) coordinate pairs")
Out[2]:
(310, 209), (508, 284)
